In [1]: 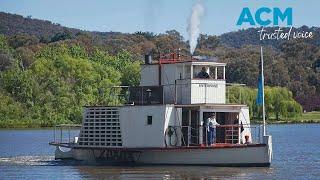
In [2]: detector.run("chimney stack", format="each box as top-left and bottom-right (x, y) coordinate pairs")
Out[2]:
(145, 54), (152, 64)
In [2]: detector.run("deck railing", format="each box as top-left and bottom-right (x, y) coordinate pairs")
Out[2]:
(181, 125), (199, 146)
(179, 124), (263, 147)
(51, 123), (263, 148)
(216, 124), (263, 145)
(52, 124), (81, 147)
(118, 82), (246, 106)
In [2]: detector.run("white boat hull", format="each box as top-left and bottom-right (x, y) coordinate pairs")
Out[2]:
(134, 146), (270, 166)
(54, 135), (272, 167)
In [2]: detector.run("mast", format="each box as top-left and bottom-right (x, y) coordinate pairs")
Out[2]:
(260, 46), (266, 136)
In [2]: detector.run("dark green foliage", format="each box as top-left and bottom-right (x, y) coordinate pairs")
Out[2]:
(0, 38), (140, 127)
(50, 30), (73, 42)
(8, 34), (39, 48)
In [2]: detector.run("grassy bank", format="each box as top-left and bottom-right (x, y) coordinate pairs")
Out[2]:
(252, 111), (320, 124)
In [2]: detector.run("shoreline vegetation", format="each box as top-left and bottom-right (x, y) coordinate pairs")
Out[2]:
(1, 111), (319, 129)
(252, 111), (320, 124)
(0, 13), (319, 129)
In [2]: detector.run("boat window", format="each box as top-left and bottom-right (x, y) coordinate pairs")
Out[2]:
(147, 116), (153, 125)
(192, 65), (225, 80)
(193, 66), (210, 79)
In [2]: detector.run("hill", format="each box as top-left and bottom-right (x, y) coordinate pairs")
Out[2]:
(0, 11), (319, 116)
(219, 26), (320, 48)
(0, 12), (84, 38)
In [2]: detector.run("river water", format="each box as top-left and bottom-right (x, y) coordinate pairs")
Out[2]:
(0, 124), (319, 179)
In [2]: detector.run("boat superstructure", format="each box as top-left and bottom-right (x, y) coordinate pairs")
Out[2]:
(50, 53), (272, 166)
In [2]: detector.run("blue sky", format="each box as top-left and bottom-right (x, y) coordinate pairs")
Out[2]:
(0, 0), (319, 39)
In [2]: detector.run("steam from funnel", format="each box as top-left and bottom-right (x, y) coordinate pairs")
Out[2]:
(187, 0), (204, 55)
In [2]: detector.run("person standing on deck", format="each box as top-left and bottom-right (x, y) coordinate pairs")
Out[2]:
(207, 113), (220, 145)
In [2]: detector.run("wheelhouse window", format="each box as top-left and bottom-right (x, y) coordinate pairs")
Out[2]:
(192, 65), (225, 80)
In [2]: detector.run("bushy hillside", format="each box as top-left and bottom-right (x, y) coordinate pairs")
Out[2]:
(220, 26), (320, 48)
(0, 12), (319, 127)
(0, 12), (83, 38)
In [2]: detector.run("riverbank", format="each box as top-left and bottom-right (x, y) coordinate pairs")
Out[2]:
(1, 111), (319, 128)
(252, 111), (320, 124)
(0, 119), (73, 129)
(252, 119), (320, 124)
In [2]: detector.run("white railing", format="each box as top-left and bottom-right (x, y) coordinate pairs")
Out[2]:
(178, 124), (263, 147)
(52, 124), (81, 147)
(122, 81), (245, 105)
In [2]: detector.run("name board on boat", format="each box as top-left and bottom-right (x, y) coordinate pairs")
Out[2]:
(198, 83), (218, 88)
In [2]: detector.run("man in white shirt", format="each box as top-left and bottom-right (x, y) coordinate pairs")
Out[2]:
(207, 113), (220, 145)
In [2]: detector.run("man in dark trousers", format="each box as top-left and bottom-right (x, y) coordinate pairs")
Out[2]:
(206, 113), (220, 145)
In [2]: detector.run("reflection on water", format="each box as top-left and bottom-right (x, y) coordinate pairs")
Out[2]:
(0, 155), (274, 179)
(77, 166), (276, 179)
(0, 124), (319, 179)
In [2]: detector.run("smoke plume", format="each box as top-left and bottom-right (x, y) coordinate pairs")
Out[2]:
(187, 0), (204, 55)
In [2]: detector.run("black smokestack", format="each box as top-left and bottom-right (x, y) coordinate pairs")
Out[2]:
(145, 54), (152, 64)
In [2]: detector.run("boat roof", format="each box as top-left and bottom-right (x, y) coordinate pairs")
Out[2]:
(143, 60), (226, 66)
(174, 103), (248, 108)
(84, 103), (247, 108)
(179, 61), (226, 66)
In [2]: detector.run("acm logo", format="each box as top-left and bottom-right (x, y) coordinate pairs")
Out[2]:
(237, 7), (292, 26)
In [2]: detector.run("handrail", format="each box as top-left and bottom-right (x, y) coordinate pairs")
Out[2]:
(181, 125), (198, 130)
(124, 81), (247, 105)
(178, 124), (262, 146)
(55, 124), (82, 127)
(53, 124), (81, 145)
(191, 78), (226, 81)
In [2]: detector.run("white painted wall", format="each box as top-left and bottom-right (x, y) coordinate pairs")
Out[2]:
(176, 79), (191, 104)
(119, 105), (181, 148)
(163, 107), (182, 147)
(175, 79), (226, 104)
(140, 65), (159, 86)
(161, 64), (177, 104)
(191, 79), (226, 104)
(239, 107), (252, 143)
(161, 64), (177, 85)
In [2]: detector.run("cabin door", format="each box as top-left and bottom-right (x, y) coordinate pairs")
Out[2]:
(215, 112), (226, 143)
(190, 110), (199, 145)
(181, 109), (199, 146)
